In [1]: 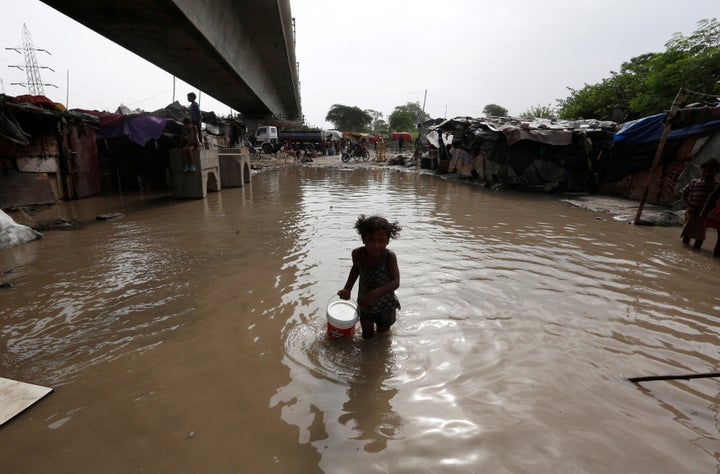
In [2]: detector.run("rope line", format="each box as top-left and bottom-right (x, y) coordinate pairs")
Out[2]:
(684, 88), (720, 100)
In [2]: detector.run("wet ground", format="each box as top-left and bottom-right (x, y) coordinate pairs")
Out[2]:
(1, 157), (719, 473)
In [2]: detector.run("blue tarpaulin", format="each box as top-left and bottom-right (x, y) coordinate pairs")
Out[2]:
(614, 107), (720, 145)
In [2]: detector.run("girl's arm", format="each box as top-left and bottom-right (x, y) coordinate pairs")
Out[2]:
(337, 249), (361, 300)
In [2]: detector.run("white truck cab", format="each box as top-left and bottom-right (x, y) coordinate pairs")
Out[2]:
(254, 126), (279, 153)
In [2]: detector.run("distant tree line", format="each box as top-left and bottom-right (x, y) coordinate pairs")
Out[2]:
(324, 19), (719, 130)
(325, 102), (429, 133)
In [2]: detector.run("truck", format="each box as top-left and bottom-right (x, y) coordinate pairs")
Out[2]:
(277, 129), (327, 151)
(252, 125), (279, 153)
(252, 127), (329, 154)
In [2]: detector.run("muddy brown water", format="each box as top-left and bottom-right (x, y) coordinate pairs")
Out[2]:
(1, 164), (719, 473)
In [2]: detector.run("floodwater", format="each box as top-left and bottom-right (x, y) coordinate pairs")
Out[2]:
(1, 164), (719, 473)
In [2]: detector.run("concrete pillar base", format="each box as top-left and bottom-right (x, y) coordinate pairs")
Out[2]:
(219, 148), (251, 187)
(169, 148), (221, 199)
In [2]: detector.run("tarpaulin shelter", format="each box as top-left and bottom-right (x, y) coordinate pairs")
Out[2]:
(76, 110), (177, 147)
(75, 109), (185, 192)
(601, 105), (720, 205)
(424, 116), (616, 192)
(391, 132), (412, 144)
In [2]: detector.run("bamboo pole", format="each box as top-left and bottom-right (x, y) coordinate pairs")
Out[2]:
(633, 88), (685, 224)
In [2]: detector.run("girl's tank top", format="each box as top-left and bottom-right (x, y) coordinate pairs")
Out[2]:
(358, 250), (400, 314)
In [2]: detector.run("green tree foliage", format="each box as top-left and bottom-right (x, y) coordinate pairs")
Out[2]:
(520, 104), (556, 119)
(558, 18), (720, 121)
(373, 119), (389, 134)
(388, 102), (430, 131)
(482, 104), (508, 117)
(325, 104), (372, 131)
(366, 109), (388, 133)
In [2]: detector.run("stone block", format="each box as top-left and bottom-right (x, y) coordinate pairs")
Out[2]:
(218, 150), (251, 187)
(169, 148), (221, 199)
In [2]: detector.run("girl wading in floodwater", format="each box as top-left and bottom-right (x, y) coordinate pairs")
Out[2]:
(337, 215), (401, 339)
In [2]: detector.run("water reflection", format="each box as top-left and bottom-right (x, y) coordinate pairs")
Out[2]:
(339, 336), (400, 453)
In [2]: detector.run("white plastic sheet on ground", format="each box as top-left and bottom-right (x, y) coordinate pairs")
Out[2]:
(0, 210), (42, 249)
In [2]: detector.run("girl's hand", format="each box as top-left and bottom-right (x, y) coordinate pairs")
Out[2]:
(337, 288), (351, 300)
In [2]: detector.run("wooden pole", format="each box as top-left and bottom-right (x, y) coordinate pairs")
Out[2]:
(633, 88), (685, 224)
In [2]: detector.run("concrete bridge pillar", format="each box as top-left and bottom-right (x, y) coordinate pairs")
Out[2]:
(169, 148), (221, 199)
(218, 148), (251, 187)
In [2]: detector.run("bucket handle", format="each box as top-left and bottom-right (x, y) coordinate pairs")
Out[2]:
(327, 293), (357, 308)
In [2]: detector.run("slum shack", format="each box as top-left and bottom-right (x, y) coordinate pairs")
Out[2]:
(81, 103), (239, 192)
(78, 109), (185, 192)
(0, 94), (100, 209)
(599, 105), (720, 206)
(423, 116), (616, 192)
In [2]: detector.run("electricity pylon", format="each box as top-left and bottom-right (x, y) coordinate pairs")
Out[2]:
(6, 23), (56, 96)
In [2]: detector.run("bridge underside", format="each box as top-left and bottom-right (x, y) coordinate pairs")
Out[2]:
(41, 0), (301, 119)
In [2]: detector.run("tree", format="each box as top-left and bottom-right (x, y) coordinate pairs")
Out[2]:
(482, 104), (508, 117)
(325, 104), (372, 131)
(520, 104), (556, 120)
(373, 118), (389, 134)
(388, 102), (429, 131)
(558, 18), (720, 121)
(365, 109), (388, 133)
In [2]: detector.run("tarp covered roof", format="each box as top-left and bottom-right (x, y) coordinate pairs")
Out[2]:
(0, 94), (99, 146)
(342, 131), (369, 140)
(75, 110), (174, 147)
(614, 105), (720, 145)
(427, 116), (616, 147)
(391, 132), (412, 142)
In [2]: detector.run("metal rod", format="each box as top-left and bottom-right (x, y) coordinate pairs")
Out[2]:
(628, 372), (720, 383)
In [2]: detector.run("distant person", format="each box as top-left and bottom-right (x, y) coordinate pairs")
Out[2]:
(337, 215), (401, 339)
(398, 136), (404, 152)
(187, 92), (202, 131)
(282, 140), (297, 161)
(181, 117), (199, 172)
(702, 180), (720, 257)
(680, 158), (719, 249)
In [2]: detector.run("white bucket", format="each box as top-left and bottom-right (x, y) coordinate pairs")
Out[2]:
(326, 296), (358, 339)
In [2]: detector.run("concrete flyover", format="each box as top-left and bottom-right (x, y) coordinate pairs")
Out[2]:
(40, 0), (301, 120)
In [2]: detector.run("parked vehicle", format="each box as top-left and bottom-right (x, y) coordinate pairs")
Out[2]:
(253, 125), (279, 153)
(278, 129), (327, 151)
(341, 141), (370, 162)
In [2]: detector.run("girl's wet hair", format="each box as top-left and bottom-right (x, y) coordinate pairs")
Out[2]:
(354, 214), (401, 239)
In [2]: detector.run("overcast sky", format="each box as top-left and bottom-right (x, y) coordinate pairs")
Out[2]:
(0, 1), (717, 129)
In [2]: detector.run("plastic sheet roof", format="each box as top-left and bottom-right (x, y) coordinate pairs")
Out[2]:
(614, 106), (720, 145)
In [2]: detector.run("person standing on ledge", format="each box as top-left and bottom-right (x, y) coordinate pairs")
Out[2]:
(181, 117), (199, 173)
(187, 92), (202, 132)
